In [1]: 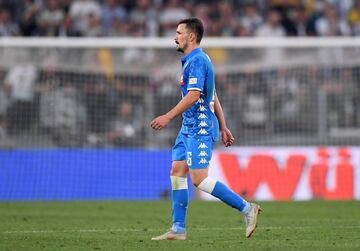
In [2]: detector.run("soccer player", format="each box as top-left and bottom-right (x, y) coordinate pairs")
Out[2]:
(150, 18), (261, 240)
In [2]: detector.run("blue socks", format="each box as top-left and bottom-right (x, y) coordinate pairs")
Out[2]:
(170, 176), (188, 233)
(211, 181), (250, 213)
(170, 176), (250, 234)
(198, 177), (250, 214)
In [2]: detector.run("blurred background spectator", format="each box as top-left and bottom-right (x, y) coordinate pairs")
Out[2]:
(348, 0), (360, 35)
(69, 0), (102, 36)
(101, 0), (126, 35)
(0, 7), (19, 36)
(315, 3), (351, 36)
(256, 8), (286, 36)
(4, 59), (37, 135)
(159, 0), (190, 36)
(37, 0), (64, 36)
(0, 77), (8, 140)
(0, 0), (358, 38)
(103, 101), (143, 147)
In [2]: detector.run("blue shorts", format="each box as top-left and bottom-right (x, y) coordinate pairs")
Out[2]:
(172, 132), (215, 169)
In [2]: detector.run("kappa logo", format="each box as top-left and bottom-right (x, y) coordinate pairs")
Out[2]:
(199, 121), (208, 127)
(199, 158), (208, 164)
(196, 98), (204, 104)
(198, 105), (207, 112)
(198, 128), (208, 135)
(198, 113), (207, 119)
(198, 143), (208, 149)
(198, 151), (208, 157)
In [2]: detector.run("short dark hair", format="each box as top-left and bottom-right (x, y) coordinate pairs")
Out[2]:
(178, 18), (204, 44)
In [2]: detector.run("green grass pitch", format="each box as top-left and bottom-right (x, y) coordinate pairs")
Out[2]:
(1, 201), (360, 251)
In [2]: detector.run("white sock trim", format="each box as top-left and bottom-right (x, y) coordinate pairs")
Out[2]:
(198, 177), (217, 194)
(170, 176), (188, 190)
(241, 202), (251, 214)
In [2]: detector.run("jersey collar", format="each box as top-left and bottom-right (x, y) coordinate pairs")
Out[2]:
(181, 47), (202, 64)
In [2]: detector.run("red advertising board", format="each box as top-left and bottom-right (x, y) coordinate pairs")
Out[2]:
(200, 147), (360, 200)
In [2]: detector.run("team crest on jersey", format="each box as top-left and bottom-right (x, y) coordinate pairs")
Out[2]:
(210, 102), (215, 112)
(189, 77), (197, 85)
(180, 74), (184, 86)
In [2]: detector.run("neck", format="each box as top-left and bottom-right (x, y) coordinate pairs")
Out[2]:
(183, 44), (199, 56)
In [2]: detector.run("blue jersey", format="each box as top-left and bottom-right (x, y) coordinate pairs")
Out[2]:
(179, 48), (219, 141)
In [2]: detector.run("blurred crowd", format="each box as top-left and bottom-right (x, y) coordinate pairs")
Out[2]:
(1, 0), (360, 148)
(0, 0), (360, 37)
(1, 62), (360, 148)
(0, 63), (148, 147)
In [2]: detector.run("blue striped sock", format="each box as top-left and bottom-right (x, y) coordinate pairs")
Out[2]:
(211, 181), (250, 213)
(171, 189), (188, 233)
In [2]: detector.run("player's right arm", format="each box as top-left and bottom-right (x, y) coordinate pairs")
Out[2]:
(214, 93), (234, 147)
(150, 90), (200, 130)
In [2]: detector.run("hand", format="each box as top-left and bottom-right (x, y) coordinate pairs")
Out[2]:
(220, 128), (234, 147)
(150, 114), (172, 130)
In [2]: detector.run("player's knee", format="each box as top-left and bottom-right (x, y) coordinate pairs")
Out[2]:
(196, 177), (217, 194)
(170, 168), (184, 177)
(192, 180), (201, 187)
(189, 169), (209, 187)
(171, 161), (188, 177)
(170, 166), (185, 177)
(191, 176), (206, 187)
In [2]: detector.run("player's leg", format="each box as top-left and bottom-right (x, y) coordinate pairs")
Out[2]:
(170, 160), (189, 234)
(187, 136), (261, 238)
(152, 133), (189, 241)
(190, 169), (261, 238)
(189, 168), (251, 214)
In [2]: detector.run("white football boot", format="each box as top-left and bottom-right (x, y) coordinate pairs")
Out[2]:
(244, 203), (262, 238)
(151, 230), (187, 241)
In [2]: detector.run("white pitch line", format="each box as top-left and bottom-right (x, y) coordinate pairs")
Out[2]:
(2, 229), (145, 234)
(2, 225), (360, 235)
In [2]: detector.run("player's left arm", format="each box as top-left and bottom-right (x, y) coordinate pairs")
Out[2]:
(150, 90), (200, 130)
(214, 93), (234, 147)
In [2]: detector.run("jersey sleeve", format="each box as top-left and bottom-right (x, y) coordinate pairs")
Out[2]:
(187, 57), (206, 93)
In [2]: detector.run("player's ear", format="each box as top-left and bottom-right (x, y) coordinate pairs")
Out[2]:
(189, 32), (196, 43)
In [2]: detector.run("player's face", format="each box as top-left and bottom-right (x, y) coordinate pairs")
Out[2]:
(174, 24), (190, 53)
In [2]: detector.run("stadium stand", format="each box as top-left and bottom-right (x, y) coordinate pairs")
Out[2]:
(1, 0), (360, 149)
(0, 0), (359, 38)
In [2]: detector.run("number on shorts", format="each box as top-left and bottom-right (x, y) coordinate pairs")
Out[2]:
(187, 152), (192, 166)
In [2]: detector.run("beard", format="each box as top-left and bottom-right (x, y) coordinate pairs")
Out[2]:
(176, 43), (186, 53)
(176, 46), (184, 53)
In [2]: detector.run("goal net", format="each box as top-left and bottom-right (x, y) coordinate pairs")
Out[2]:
(1, 37), (360, 200)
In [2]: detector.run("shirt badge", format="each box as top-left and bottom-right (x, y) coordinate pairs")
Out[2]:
(180, 74), (184, 86)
